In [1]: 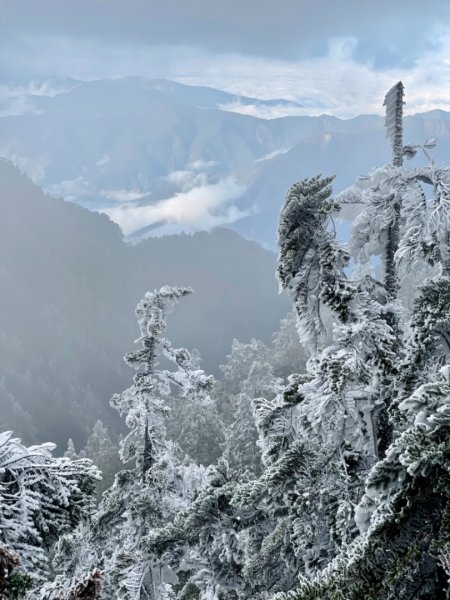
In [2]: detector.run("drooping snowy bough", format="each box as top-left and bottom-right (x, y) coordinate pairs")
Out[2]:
(0, 430), (99, 595)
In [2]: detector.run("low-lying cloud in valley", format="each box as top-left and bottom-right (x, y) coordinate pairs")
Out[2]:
(100, 189), (149, 203)
(103, 176), (247, 236)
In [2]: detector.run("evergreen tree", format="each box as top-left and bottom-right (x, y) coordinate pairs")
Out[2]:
(218, 339), (275, 475)
(166, 350), (224, 467)
(217, 322), (306, 477)
(64, 439), (78, 461)
(269, 83), (450, 600)
(214, 338), (271, 423)
(0, 430), (98, 594)
(77, 421), (123, 499)
(42, 287), (211, 599)
(270, 311), (307, 381)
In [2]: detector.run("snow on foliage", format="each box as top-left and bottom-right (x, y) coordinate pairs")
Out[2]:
(38, 286), (211, 600)
(271, 83), (450, 600)
(142, 82), (450, 599)
(12, 82), (450, 600)
(0, 430), (99, 592)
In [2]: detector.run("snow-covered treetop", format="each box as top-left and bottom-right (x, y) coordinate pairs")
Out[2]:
(277, 175), (355, 353)
(111, 285), (214, 479)
(125, 285), (193, 373)
(383, 81), (404, 167)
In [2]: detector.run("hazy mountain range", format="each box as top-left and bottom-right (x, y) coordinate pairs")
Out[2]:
(3, 77), (450, 247)
(2, 77), (450, 449)
(0, 159), (289, 449)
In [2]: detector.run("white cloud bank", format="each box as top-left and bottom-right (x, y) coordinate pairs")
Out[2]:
(100, 189), (149, 202)
(218, 102), (307, 120)
(164, 170), (208, 191)
(3, 30), (450, 119)
(176, 34), (450, 118)
(103, 177), (247, 236)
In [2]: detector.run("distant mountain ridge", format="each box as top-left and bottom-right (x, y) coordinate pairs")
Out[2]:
(2, 77), (450, 247)
(0, 159), (289, 449)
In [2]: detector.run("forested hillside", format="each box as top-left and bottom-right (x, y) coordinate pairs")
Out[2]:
(0, 159), (289, 448)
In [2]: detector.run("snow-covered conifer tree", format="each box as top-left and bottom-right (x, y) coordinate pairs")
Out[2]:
(166, 350), (224, 467)
(64, 439), (78, 461)
(270, 311), (307, 380)
(42, 287), (211, 600)
(270, 82), (450, 600)
(76, 421), (123, 498)
(219, 339), (278, 475)
(0, 430), (98, 595)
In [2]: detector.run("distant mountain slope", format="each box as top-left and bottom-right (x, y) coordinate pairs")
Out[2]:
(0, 77), (299, 200)
(2, 77), (450, 247)
(0, 160), (289, 449)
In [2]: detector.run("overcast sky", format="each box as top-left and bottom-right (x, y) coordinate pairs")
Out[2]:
(2, 0), (450, 117)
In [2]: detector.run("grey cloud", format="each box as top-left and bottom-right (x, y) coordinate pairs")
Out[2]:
(1, 0), (449, 68)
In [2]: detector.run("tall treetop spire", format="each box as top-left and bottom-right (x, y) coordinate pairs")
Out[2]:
(383, 81), (405, 167)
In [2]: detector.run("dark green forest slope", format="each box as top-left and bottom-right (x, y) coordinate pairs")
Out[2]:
(0, 159), (288, 448)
